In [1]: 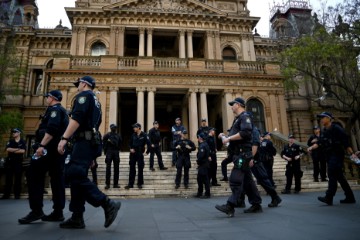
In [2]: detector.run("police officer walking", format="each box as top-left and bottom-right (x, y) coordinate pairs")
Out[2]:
(307, 126), (327, 182)
(259, 132), (277, 187)
(174, 130), (196, 189)
(18, 90), (68, 224)
(1, 128), (26, 200)
(125, 123), (149, 189)
(195, 132), (211, 198)
(147, 121), (167, 171)
(281, 134), (304, 194)
(308, 112), (356, 205)
(171, 117), (186, 166)
(215, 97), (262, 217)
(57, 76), (121, 229)
(207, 128), (220, 186)
(103, 124), (122, 189)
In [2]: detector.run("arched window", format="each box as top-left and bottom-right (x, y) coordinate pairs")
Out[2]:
(246, 99), (266, 134)
(91, 42), (106, 56)
(12, 9), (22, 25)
(222, 47), (237, 61)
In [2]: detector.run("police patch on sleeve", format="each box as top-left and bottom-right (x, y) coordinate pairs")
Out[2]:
(78, 96), (86, 104)
(246, 117), (251, 124)
(50, 111), (57, 118)
(201, 149), (204, 152)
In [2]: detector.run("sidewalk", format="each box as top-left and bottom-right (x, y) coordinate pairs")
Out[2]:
(0, 190), (359, 240)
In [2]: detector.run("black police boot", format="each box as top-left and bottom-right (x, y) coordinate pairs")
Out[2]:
(102, 197), (121, 228)
(234, 200), (246, 208)
(215, 203), (235, 217)
(160, 167), (168, 170)
(105, 185), (110, 190)
(60, 212), (85, 229)
(18, 210), (45, 224)
(41, 210), (65, 222)
(318, 196), (333, 206)
(281, 189), (291, 194)
(113, 184), (120, 188)
(340, 198), (356, 204)
(220, 177), (228, 182)
(244, 204), (263, 213)
(268, 196), (282, 208)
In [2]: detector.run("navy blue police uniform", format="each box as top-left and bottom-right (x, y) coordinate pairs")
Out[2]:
(174, 134), (196, 188)
(171, 123), (186, 165)
(307, 130), (327, 181)
(206, 132), (219, 186)
(196, 136), (210, 197)
(317, 122), (355, 203)
(259, 134), (277, 186)
(281, 138), (304, 193)
(65, 90), (108, 214)
(3, 134), (26, 199)
(127, 129), (149, 188)
(103, 128), (122, 188)
(28, 102), (68, 218)
(148, 124), (166, 170)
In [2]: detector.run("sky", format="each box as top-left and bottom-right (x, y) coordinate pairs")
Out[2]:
(36, 0), (343, 36)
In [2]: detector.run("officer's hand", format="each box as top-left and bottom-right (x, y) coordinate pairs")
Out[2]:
(208, 157), (212, 161)
(58, 140), (66, 155)
(249, 159), (254, 168)
(295, 155), (300, 160)
(218, 133), (225, 139)
(185, 145), (191, 149)
(176, 145), (181, 149)
(36, 147), (45, 157)
(151, 144), (155, 148)
(130, 149), (135, 153)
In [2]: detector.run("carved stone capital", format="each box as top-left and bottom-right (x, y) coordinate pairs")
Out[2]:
(139, 28), (145, 34)
(118, 27), (125, 34)
(136, 87), (146, 92)
(187, 29), (194, 35)
(96, 86), (108, 91)
(147, 28), (154, 35)
(178, 29), (186, 36)
(188, 88), (198, 94)
(79, 27), (87, 34)
(223, 89), (233, 94)
(199, 88), (209, 94)
(109, 87), (119, 91)
(147, 87), (156, 92)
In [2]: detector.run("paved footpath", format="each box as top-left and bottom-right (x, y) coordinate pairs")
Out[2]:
(0, 190), (359, 240)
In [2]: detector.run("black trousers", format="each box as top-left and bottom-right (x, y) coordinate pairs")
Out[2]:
(228, 167), (262, 206)
(149, 147), (164, 169)
(66, 140), (106, 213)
(3, 158), (23, 198)
(221, 157), (232, 179)
(105, 150), (120, 186)
(312, 154), (327, 180)
(209, 153), (218, 185)
(197, 167), (210, 196)
(128, 152), (144, 187)
(28, 148), (65, 212)
(262, 159), (275, 186)
(175, 156), (190, 186)
(285, 161), (302, 192)
(325, 155), (354, 200)
(251, 163), (277, 199)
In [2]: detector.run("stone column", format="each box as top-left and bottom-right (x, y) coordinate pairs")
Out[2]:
(187, 30), (194, 59)
(136, 87), (146, 128)
(205, 31), (214, 60)
(179, 29), (186, 59)
(118, 27), (125, 56)
(269, 92), (279, 132)
(97, 86), (107, 135)
(188, 88), (199, 143)
(78, 27), (87, 55)
(110, 27), (117, 55)
(278, 92), (289, 136)
(59, 86), (69, 112)
(214, 31), (222, 60)
(222, 89), (234, 133)
(139, 28), (145, 57)
(70, 27), (78, 55)
(147, 87), (156, 132)
(147, 28), (153, 57)
(109, 87), (119, 127)
(199, 88), (209, 122)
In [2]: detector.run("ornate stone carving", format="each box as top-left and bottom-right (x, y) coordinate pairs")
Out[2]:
(147, 87), (157, 92)
(120, 0), (204, 14)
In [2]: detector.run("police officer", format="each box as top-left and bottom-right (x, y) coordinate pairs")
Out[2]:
(1, 128), (26, 200)
(18, 90), (68, 224)
(147, 121), (167, 171)
(259, 132), (277, 187)
(281, 134), (305, 194)
(207, 128), (220, 186)
(219, 129), (232, 182)
(215, 97), (262, 217)
(125, 123), (149, 189)
(171, 117), (186, 166)
(174, 130), (196, 189)
(195, 132), (211, 198)
(197, 118), (210, 140)
(103, 124), (122, 189)
(57, 76), (121, 229)
(307, 126), (327, 182)
(308, 112), (356, 205)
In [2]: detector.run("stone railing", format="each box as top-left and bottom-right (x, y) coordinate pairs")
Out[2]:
(57, 56), (274, 74)
(154, 58), (188, 70)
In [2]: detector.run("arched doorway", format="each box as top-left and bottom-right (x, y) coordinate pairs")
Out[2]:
(246, 98), (266, 134)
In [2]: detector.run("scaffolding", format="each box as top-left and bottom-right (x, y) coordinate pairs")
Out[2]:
(270, 0), (312, 20)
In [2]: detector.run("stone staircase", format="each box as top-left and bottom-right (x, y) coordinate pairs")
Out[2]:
(54, 151), (359, 199)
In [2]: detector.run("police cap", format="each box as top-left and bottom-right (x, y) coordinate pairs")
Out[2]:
(11, 128), (22, 133)
(45, 90), (62, 102)
(74, 76), (96, 89)
(182, 130), (187, 134)
(228, 97), (246, 107)
(153, 121), (159, 125)
(132, 123), (141, 129)
(110, 124), (117, 129)
(197, 132), (206, 139)
(317, 112), (333, 119)
(288, 134), (295, 139)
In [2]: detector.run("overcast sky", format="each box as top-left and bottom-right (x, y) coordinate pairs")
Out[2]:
(36, 0), (342, 36)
